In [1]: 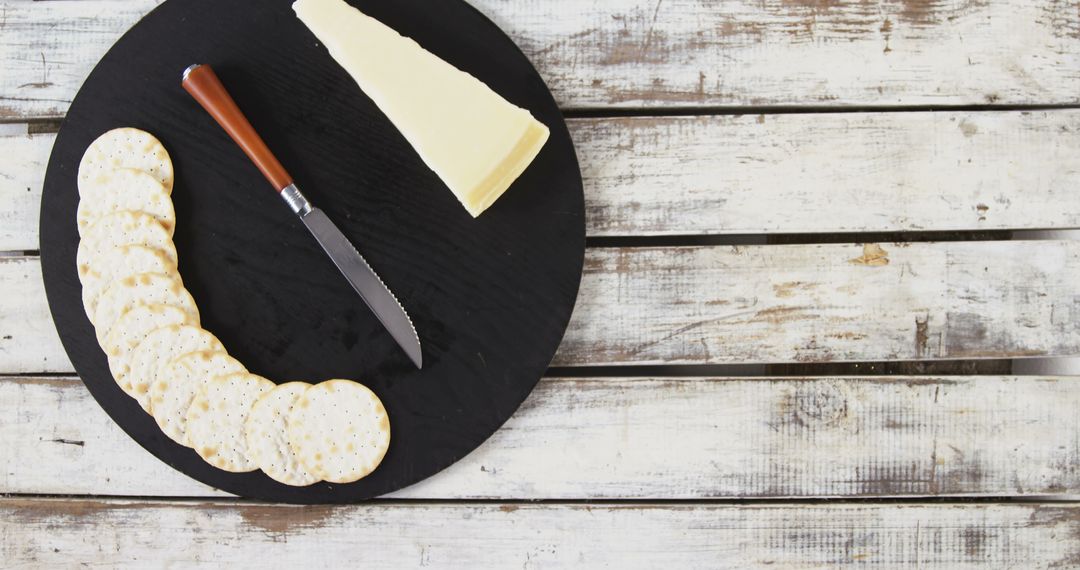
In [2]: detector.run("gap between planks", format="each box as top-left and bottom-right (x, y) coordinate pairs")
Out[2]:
(561, 103), (1080, 119)
(11, 105), (1080, 129)
(3, 494), (1079, 505)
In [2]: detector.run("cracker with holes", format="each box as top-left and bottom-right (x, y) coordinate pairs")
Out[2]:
(77, 169), (175, 237)
(92, 272), (198, 343)
(73, 127), (395, 486)
(104, 303), (195, 382)
(78, 128), (174, 193)
(186, 372), (275, 472)
(287, 380), (390, 484)
(77, 211), (177, 281)
(123, 324), (223, 411)
(80, 245), (177, 321)
(151, 350), (246, 446)
(245, 382), (320, 486)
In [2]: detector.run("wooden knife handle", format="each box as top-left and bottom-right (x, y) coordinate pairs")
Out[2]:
(181, 64), (293, 192)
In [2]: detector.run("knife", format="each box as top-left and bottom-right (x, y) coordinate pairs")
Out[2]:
(181, 64), (422, 369)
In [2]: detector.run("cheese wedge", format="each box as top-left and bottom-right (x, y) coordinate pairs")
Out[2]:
(294, 0), (550, 217)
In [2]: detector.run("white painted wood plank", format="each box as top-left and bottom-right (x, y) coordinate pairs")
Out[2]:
(0, 378), (225, 498)
(4, 241), (1079, 372)
(3, 0), (1080, 119)
(4, 375), (1080, 499)
(0, 130), (48, 251)
(3, 498), (1079, 568)
(490, 0), (1080, 109)
(0, 0), (161, 121)
(0, 257), (68, 373)
(556, 240), (1080, 365)
(5, 111), (1080, 248)
(578, 111), (1080, 236)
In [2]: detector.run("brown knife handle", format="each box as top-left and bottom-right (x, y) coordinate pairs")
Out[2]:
(181, 64), (293, 193)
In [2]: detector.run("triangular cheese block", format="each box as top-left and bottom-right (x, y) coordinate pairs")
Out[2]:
(294, 0), (550, 217)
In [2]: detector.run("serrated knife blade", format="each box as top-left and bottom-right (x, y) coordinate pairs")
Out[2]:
(297, 201), (423, 369)
(182, 63), (422, 368)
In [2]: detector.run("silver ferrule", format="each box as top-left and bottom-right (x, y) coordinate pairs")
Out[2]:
(280, 183), (313, 216)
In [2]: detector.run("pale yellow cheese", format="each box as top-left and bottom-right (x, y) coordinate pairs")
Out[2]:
(293, 0), (550, 217)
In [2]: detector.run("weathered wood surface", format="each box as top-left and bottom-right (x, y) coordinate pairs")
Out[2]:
(6, 1), (1080, 566)
(0, 257), (68, 374)
(4, 241), (1079, 372)
(2, 498), (1079, 568)
(579, 111), (1080, 236)
(3, 0), (1080, 118)
(3, 375), (1080, 499)
(558, 240), (1080, 365)
(0, 131), (48, 251)
(7, 241), (1080, 371)
(6, 110), (1080, 248)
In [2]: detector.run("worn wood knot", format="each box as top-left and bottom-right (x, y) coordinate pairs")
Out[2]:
(791, 383), (849, 428)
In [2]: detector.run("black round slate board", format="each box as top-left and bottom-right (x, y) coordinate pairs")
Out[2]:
(39, 0), (584, 503)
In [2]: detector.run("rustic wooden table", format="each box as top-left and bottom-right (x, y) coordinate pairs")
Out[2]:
(4, 0), (1080, 567)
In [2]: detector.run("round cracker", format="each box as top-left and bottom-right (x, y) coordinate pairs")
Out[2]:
(287, 380), (390, 484)
(150, 350), (246, 446)
(80, 245), (177, 324)
(122, 325), (223, 412)
(77, 211), (177, 281)
(78, 128), (174, 193)
(92, 272), (198, 344)
(103, 303), (194, 382)
(77, 169), (175, 237)
(244, 382), (319, 486)
(186, 372), (275, 473)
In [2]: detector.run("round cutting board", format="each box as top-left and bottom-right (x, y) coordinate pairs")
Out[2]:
(39, 0), (584, 502)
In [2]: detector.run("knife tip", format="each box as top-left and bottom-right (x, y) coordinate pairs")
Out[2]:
(406, 345), (423, 370)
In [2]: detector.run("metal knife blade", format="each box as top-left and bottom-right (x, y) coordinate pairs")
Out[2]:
(284, 185), (423, 369)
(181, 65), (421, 368)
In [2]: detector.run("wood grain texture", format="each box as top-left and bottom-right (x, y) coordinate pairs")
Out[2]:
(489, 0), (1080, 109)
(5, 110), (1080, 248)
(6, 0), (1080, 562)
(0, 257), (68, 374)
(5, 240), (1080, 372)
(4, 375), (1080, 499)
(3, 0), (1080, 118)
(557, 240), (1080, 365)
(0, 131), (48, 251)
(577, 110), (1080, 236)
(2, 498), (1079, 568)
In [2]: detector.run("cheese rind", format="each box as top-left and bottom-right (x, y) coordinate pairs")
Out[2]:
(294, 0), (550, 217)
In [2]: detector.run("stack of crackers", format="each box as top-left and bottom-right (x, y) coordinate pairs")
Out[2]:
(76, 128), (390, 486)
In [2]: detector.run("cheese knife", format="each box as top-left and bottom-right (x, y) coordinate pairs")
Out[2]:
(181, 64), (422, 369)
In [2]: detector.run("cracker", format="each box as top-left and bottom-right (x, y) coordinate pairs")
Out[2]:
(151, 351), (246, 446)
(186, 372), (275, 472)
(103, 303), (194, 382)
(80, 245), (177, 324)
(122, 324), (222, 412)
(78, 128), (174, 193)
(77, 168), (175, 237)
(92, 272), (198, 345)
(244, 382), (319, 486)
(287, 380), (390, 484)
(77, 211), (177, 281)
